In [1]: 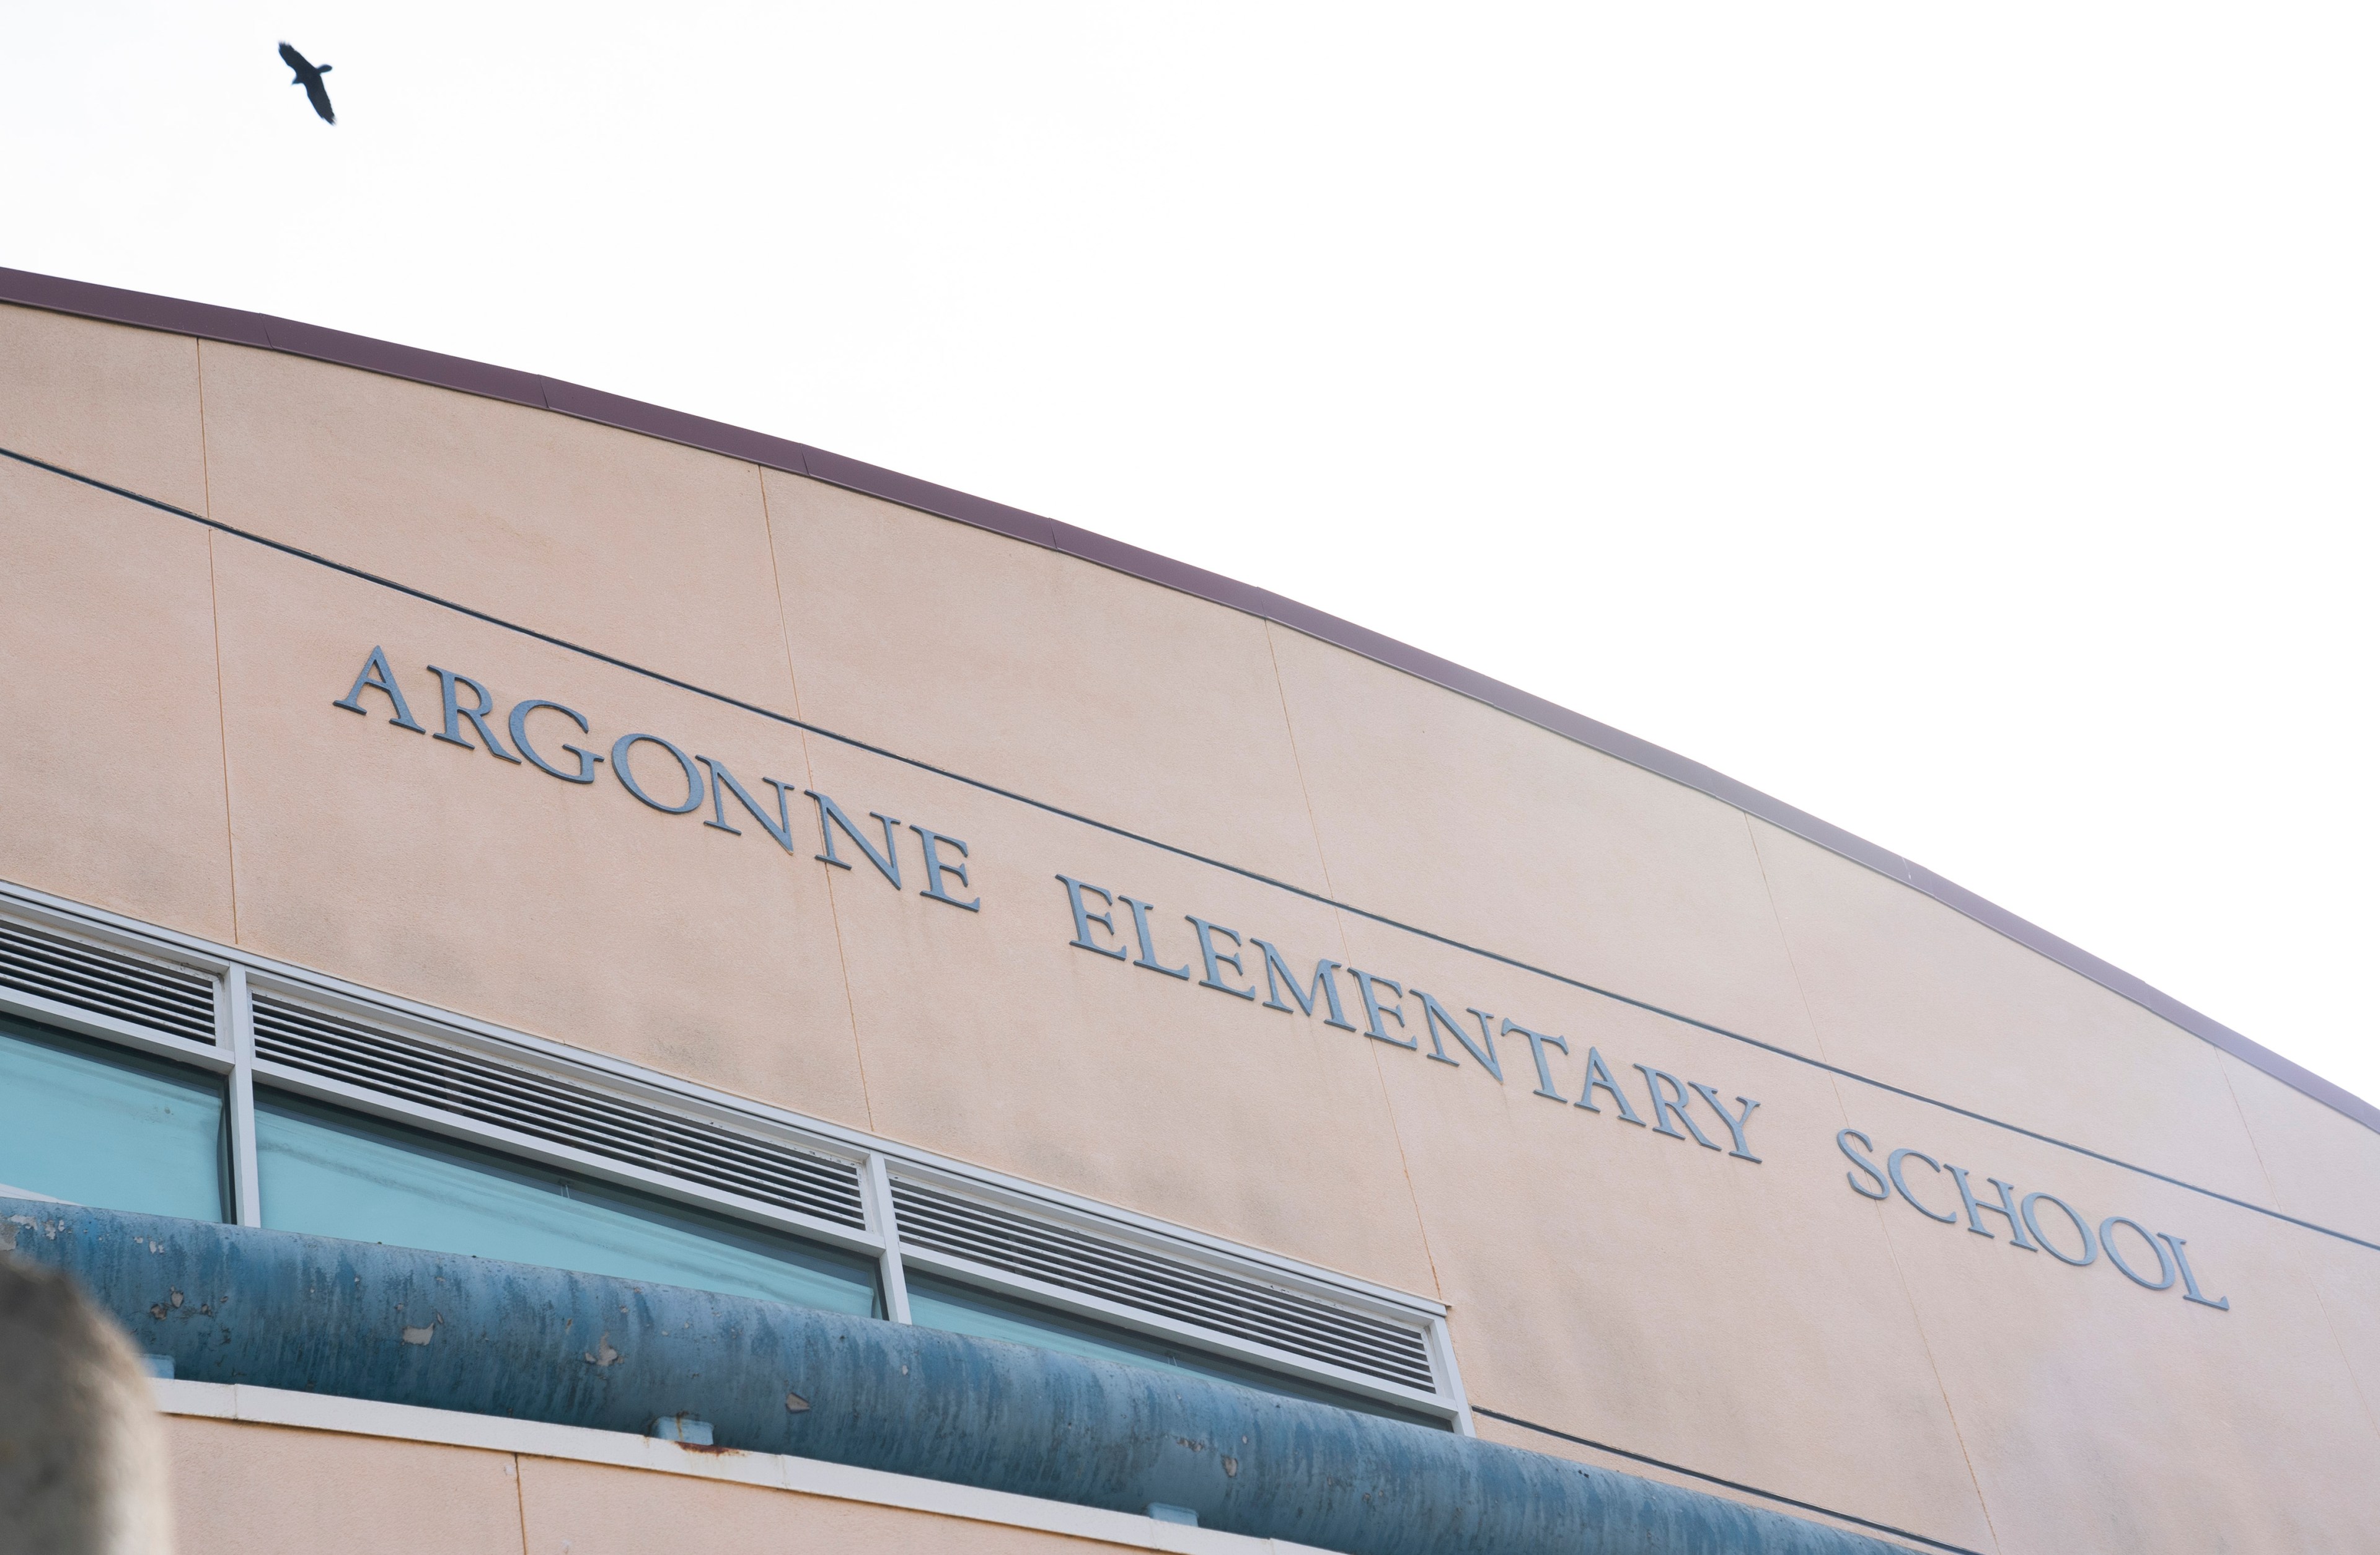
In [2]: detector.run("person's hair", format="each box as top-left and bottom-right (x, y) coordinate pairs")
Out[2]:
(0, 1249), (174, 1554)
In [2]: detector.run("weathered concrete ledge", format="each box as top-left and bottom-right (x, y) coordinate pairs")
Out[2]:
(4, 1200), (1913, 1554)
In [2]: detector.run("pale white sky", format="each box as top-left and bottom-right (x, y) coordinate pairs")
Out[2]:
(6, 4), (2375, 1109)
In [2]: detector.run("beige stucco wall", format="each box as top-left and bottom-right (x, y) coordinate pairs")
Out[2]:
(162, 1414), (1139, 1555)
(5, 301), (2376, 1551)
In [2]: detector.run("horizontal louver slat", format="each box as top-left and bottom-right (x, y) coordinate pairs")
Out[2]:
(892, 1179), (1437, 1391)
(0, 919), (217, 1045)
(249, 1017), (849, 1207)
(899, 1212), (1430, 1381)
(251, 995), (866, 1228)
(890, 1196), (1428, 1373)
(0, 947), (215, 1032)
(255, 1031), (864, 1227)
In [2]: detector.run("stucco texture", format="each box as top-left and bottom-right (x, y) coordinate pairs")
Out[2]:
(161, 1417), (1136, 1555)
(6, 303), (2376, 1554)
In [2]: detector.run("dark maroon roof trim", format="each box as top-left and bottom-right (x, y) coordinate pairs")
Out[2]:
(7, 264), (2370, 1136)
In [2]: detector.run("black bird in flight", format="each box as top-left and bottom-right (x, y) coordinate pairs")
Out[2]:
(278, 42), (335, 125)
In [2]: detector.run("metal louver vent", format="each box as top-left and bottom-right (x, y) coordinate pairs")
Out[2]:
(250, 995), (867, 1230)
(0, 916), (217, 1046)
(891, 1179), (1437, 1393)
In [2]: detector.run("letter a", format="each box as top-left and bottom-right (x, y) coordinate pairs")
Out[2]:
(333, 646), (424, 731)
(1575, 1047), (1645, 1125)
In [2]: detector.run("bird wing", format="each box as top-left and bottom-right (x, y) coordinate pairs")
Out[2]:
(304, 77), (336, 123)
(278, 41), (311, 75)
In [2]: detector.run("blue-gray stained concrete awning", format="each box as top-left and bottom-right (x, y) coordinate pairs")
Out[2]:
(3, 1199), (1918, 1555)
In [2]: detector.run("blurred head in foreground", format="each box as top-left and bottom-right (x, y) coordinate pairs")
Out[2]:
(0, 1253), (173, 1555)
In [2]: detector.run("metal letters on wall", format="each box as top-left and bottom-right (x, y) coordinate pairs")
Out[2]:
(334, 646), (2234, 1312)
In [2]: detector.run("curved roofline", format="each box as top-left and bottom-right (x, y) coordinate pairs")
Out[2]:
(4, 264), (2369, 1138)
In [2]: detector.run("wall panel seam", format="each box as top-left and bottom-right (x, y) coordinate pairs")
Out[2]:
(2, 273), (2353, 1143)
(1471, 1407), (1986, 1555)
(1737, 816), (2001, 1549)
(155, 1380), (1333, 1554)
(2, 441), (2372, 1258)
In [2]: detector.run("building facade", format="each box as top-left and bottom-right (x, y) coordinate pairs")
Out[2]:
(0, 268), (2373, 1554)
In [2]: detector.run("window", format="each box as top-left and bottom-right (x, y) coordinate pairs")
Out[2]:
(255, 1093), (881, 1318)
(0, 1013), (224, 1221)
(0, 901), (1468, 1430)
(906, 1274), (1449, 1427)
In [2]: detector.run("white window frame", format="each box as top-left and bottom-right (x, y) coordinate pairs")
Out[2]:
(0, 879), (1473, 1432)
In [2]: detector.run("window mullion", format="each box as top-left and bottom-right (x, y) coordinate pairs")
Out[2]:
(1426, 1315), (1475, 1436)
(863, 1153), (912, 1323)
(223, 966), (262, 1228)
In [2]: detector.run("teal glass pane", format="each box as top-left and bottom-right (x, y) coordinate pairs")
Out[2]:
(254, 1092), (879, 1318)
(906, 1274), (1448, 1429)
(0, 1013), (225, 1222)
